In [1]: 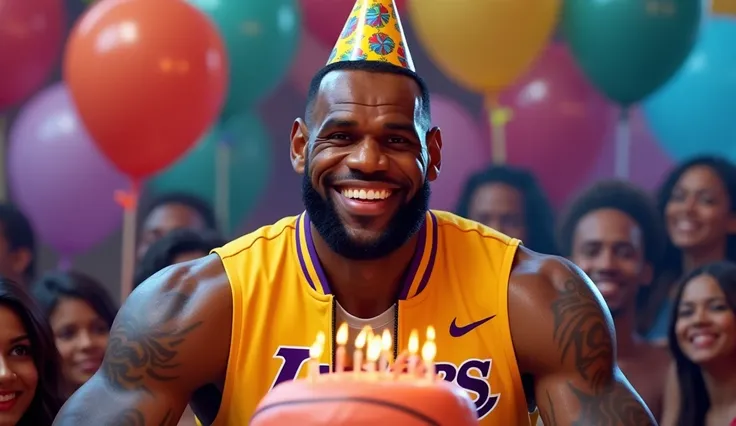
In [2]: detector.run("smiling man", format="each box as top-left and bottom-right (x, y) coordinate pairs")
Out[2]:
(53, 1), (655, 425)
(558, 180), (670, 420)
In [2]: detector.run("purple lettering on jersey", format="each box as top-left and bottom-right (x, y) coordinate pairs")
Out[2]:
(271, 347), (330, 389)
(435, 359), (500, 420)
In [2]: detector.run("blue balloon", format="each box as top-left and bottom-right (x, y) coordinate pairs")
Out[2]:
(643, 18), (736, 162)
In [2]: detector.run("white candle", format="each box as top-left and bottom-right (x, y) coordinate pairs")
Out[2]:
(335, 323), (348, 373)
(421, 340), (436, 382)
(408, 329), (419, 376)
(379, 329), (392, 374)
(308, 332), (325, 383)
(365, 335), (382, 379)
(354, 327), (368, 376)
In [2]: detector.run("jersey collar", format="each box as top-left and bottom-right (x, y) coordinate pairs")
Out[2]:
(294, 211), (438, 299)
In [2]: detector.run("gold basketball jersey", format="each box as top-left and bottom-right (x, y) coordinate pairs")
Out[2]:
(210, 211), (534, 425)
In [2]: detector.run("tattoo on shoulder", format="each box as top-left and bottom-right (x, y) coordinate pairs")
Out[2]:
(550, 277), (654, 425)
(551, 277), (613, 392)
(103, 291), (203, 394)
(540, 391), (558, 426)
(54, 408), (175, 426)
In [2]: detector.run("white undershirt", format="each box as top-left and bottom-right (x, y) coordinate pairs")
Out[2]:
(335, 301), (396, 354)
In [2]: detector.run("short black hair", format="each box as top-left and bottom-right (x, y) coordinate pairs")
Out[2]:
(32, 270), (118, 328)
(557, 179), (664, 265)
(0, 204), (36, 279)
(305, 61), (431, 130)
(133, 228), (226, 290)
(455, 165), (557, 254)
(139, 192), (217, 231)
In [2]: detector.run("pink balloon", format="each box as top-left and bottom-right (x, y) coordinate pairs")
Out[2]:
(300, 0), (407, 47)
(8, 83), (127, 256)
(483, 44), (610, 207)
(288, 30), (331, 96)
(584, 107), (674, 193)
(429, 93), (489, 211)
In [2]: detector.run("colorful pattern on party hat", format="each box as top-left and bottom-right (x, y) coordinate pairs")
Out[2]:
(326, 0), (415, 71)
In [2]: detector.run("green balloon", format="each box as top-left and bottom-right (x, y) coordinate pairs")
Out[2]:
(147, 112), (271, 232)
(187, 0), (301, 115)
(562, 0), (701, 106)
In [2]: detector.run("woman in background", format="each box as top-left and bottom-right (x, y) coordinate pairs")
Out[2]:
(0, 278), (62, 425)
(32, 271), (117, 399)
(662, 261), (736, 426)
(640, 156), (736, 342)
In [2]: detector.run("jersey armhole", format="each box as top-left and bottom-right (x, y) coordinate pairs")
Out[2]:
(209, 251), (242, 426)
(495, 239), (530, 417)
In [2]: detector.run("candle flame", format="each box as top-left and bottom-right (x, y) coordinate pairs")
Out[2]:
(309, 339), (324, 359)
(381, 329), (392, 352)
(421, 340), (436, 362)
(355, 327), (368, 349)
(408, 329), (419, 354)
(336, 323), (349, 345)
(315, 331), (326, 347)
(426, 325), (436, 341)
(367, 335), (382, 362)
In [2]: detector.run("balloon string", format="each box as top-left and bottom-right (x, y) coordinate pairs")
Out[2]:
(614, 108), (631, 179)
(57, 257), (72, 271)
(486, 96), (513, 164)
(215, 141), (231, 236)
(0, 116), (7, 202)
(114, 181), (139, 303)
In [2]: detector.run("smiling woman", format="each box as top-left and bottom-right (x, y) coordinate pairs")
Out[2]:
(667, 261), (736, 426)
(0, 279), (62, 426)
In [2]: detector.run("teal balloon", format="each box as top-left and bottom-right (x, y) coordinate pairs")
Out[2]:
(562, 0), (701, 106)
(147, 112), (271, 232)
(187, 0), (301, 115)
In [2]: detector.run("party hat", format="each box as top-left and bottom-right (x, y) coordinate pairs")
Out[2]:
(326, 0), (415, 71)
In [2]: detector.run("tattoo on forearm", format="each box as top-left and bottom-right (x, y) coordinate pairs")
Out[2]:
(103, 291), (203, 393)
(551, 278), (613, 393)
(549, 277), (655, 425)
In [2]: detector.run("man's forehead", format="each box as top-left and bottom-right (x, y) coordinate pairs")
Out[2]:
(317, 70), (421, 108)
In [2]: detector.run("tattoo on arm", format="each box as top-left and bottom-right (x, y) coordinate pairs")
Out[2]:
(103, 291), (203, 394)
(548, 277), (655, 425)
(539, 391), (558, 426)
(54, 408), (175, 426)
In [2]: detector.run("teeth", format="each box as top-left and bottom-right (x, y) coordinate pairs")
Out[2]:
(0, 393), (16, 402)
(341, 188), (392, 200)
(692, 334), (717, 346)
(676, 220), (697, 232)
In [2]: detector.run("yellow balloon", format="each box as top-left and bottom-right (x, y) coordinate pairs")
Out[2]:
(409, 0), (561, 94)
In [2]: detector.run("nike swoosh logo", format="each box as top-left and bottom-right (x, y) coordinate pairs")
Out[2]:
(449, 315), (496, 337)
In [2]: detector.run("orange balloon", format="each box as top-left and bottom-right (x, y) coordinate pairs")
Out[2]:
(63, 0), (229, 180)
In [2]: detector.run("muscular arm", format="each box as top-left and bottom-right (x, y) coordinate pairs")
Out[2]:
(54, 255), (232, 425)
(509, 249), (656, 425)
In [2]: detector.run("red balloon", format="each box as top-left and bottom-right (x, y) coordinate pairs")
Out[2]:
(301, 0), (407, 47)
(486, 44), (610, 206)
(63, 0), (228, 181)
(0, 0), (65, 109)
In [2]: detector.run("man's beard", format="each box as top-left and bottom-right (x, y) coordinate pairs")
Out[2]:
(302, 171), (430, 260)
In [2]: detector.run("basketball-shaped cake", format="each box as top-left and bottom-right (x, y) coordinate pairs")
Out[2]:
(251, 326), (478, 425)
(251, 373), (479, 425)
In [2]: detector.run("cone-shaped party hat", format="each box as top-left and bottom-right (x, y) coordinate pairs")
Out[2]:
(326, 0), (415, 71)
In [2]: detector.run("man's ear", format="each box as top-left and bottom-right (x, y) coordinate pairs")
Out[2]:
(290, 118), (309, 174)
(426, 126), (442, 182)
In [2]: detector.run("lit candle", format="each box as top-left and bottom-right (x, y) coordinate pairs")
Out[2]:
(426, 325), (436, 342)
(354, 327), (368, 375)
(335, 323), (348, 373)
(421, 339), (437, 382)
(365, 335), (382, 377)
(408, 329), (419, 376)
(309, 332), (325, 383)
(379, 329), (392, 373)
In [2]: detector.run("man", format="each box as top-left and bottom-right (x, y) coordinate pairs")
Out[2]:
(557, 180), (670, 420)
(136, 192), (218, 261)
(456, 165), (557, 254)
(54, 1), (655, 425)
(0, 204), (35, 286)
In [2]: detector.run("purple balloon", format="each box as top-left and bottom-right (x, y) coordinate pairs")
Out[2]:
(8, 83), (128, 256)
(427, 93), (489, 212)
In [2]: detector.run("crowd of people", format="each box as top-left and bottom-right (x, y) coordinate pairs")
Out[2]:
(0, 154), (735, 425)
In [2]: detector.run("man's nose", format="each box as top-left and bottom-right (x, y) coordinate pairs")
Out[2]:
(345, 138), (389, 174)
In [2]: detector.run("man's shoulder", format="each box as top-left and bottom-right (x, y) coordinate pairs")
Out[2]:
(214, 215), (300, 260)
(432, 210), (519, 246)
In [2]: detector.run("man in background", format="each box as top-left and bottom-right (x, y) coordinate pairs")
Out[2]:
(0, 204), (35, 286)
(456, 165), (557, 254)
(557, 180), (670, 420)
(136, 193), (218, 261)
